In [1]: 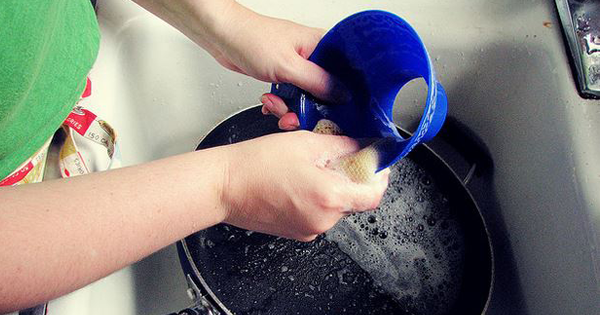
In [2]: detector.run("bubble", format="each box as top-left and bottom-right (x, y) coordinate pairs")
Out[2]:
(367, 215), (377, 224)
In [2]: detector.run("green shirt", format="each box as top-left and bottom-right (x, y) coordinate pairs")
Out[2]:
(0, 0), (100, 179)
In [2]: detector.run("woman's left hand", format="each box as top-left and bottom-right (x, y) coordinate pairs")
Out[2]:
(202, 2), (348, 130)
(134, 0), (345, 130)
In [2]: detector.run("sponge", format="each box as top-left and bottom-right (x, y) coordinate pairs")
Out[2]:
(312, 119), (379, 183)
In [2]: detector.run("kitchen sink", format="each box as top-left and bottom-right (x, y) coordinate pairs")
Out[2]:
(39, 0), (600, 314)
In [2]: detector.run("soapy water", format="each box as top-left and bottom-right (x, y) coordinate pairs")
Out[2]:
(191, 157), (466, 315)
(190, 107), (470, 315)
(325, 157), (465, 315)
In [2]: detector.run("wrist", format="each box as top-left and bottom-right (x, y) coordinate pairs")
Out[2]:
(197, 145), (234, 225)
(173, 146), (234, 229)
(214, 143), (248, 227)
(216, 145), (234, 225)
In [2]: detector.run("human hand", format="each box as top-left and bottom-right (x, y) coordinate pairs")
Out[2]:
(202, 2), (341, 99)
(194, 2), (348, 130)
(219, 131), (389, 241)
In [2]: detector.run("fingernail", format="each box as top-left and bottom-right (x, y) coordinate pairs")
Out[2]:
(291, 116), (300, 128)
(261, 95), (273, 115)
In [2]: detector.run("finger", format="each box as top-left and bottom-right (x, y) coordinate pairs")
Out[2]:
(286, 57), (350, 103)
(309, 164), (389, 213)
(260, 93), (289, 118)
(261, 104), (269, 115)
(337, 168), (390, 212)
(278, 112), (300, 130)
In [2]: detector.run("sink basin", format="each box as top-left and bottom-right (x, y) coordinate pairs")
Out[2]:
(41, 0), (600, 314)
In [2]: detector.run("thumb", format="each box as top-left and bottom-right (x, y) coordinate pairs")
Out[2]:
(287, 57), (350, 104)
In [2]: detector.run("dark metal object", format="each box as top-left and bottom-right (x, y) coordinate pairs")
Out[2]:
(167, 305), (220, 315)
(435, 117), (493, 185)
(556, 0), (600, 98)
(19, 304), (47, 315)
(173, 106), (493, 315)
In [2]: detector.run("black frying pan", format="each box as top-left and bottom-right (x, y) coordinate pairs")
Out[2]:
(172, 105), (493, 315)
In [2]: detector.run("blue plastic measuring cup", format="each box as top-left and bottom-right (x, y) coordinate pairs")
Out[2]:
(271, 10), (447, 172)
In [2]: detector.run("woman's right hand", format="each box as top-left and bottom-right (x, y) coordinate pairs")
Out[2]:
(218, 130), (389, 241)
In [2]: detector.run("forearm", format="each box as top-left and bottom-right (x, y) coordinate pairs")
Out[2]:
(0, 148), (227, 312)
(131, 0), (240, 50)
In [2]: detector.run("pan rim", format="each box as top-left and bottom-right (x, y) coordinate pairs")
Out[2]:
(187, 104), (263, 153)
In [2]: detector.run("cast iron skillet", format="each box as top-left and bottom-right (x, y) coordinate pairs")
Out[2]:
(170, 105), (493, 315)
